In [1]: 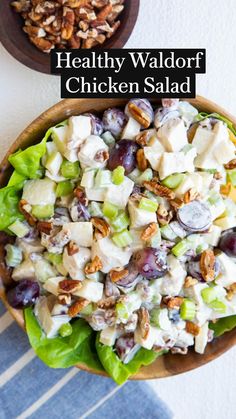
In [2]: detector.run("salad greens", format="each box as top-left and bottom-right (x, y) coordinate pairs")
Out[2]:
(8, 139), (47, 179)
(210, 315), (236, 337)
(0, 183), (24, 231)
(25, 307), (103, 371)
(195, 112), (236, 136)
(96, 334), (165, 385)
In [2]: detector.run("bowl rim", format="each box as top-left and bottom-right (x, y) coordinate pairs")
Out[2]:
(0, 95), (236, 380)
(0, 0), (140, 75)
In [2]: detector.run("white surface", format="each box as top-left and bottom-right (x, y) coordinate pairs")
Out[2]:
(0, 0), (236, 418)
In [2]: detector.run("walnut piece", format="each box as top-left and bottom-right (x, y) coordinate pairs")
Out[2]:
(184, 276), (198, 288)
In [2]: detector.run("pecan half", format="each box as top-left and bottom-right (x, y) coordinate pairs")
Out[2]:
(141, 222), (158, 241)
(30, 36), (53, 52)
(96, 3), (112, 20)
(171, 347), (188, 355)
(128, 103), (151, 129)
(97, 296), (117, 309)
(61, 6), (75, 39)
(183, 188), (200, 204)
(169, 197), (184, 210)
(110, 267), (129, 283)
(224, 158), (236, 170)
(135, 131), (150, 146)
(19, 199), (37, 226)
(68, 298), (90, 317)
(136, 149), (148, 172)
(67, 241), (79, 256)
(138, 307), (150, 340)
(184, 276), (198, 288)
(58, 279), (82, 294)
(91, 217), (110, 239)
(186, 321), (200, 336)
(157, 204), (173, 226)
(37, 221), (53, 235)
(226, 283), (236, 301)
(144, 179), (175, 200)
(200, 249), (215, 282)
(163, 296), (184, 309)
(84, 255), (102, 274)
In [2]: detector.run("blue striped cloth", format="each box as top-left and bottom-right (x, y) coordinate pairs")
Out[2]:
(0, 301), (173, 419)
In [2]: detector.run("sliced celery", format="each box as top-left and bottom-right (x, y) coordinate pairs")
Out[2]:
(112, 229), (133, 247)
(44, 252), (63, 266)
(59, 323), (72, 337)
(5, 244), (22, 267)
(8, 220), (29, 238)
(139, 197), (158, 212)
(209, 300), (227, 314)
(88, 202), (103, 217)
(112, 166), (125, 185)
(160, 225), (178, 241)
(201, 287), (218, 304)
(227, 169), (236, 187)
(137, 168), (153, 185)
(32, 204), (54, 219)
(80, 303), (93, 316)
(111, 212), (130, 232)
(116, 302), (129, 321)
(171, 240), (190, 257)
(150, 308), (161, 327)
(56, 181), (73, 197)
(162, 173), (185, 189)
(102, 201), (119, 220)
(60, 160), (80, 179)
(180, 299), (196, 320)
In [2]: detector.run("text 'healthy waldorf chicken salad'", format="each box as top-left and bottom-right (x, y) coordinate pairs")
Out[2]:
(2, 98), (236, 384)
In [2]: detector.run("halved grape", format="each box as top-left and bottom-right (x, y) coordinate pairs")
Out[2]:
(7, 280), (40, 309)
(219, 231), (236, 257)
(177, 201), (212, 233)
(132, 248), (168, 279)
(102, 108), (127, 138)
(84, 113), (104, 136)
(107, 139), (139, 175)
(154, 108), (180, 129)
(114, 264), (139, 288)
(126, 99), (154, 128)
(187, 255), (221, 281)
(115, 333), (138, 363)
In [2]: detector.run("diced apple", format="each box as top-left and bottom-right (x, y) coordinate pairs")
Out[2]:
(78, 135), (108, 169)
(121, 117), (141, 140)
(158, 148), (196, 180)
(195, 322), (209, 354)
(73, 279), (103, 302)
(157, 118), (188, 152)
(67, 116), (92, 150)
(100, 326), (118, 346)
(105, 177), (134, 209)
(91, 237), (132, 273)
(143, 138), (165, 171)
(45, 151), (63, 176)
(62, 222), (93, 247)
(215, 252), (236, 287)
(128, 199), (157, 229)
(22, 178), (56, 205)
(63, 246), (91, 280)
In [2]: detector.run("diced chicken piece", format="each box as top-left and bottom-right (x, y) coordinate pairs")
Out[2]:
(74, 279), (103, 302)
(105, 177), (134, 209)
(63, 246), (91, 280)
(129, 229), (145, 251)
(195, 322), (209, 354)
(43, 276), (65, 296)
(22, 178), (56, 206)
(85, 187), (107, 202)
(33, 257), (57, 283)
(34, 297), (70, 338)
(134, 325), (159, 350)
(91, 237), (132, 273)
(201, 225), (222, 246)
(209, 197), (226, 221)
(158, 148), (196, 180)
(213, 123), (235, 165)
(121, 117), (141, 140)
(51, 303), (68, 316)
(214, 216), (236, 231)
(215, 252), (236, 287)
(12, 259), (35, 281)
(67, 116), (92, 150)
(197, 172), (214, 195)
(158, 309), (172, 331)
(80, 170), (96, 188)
(175, 330), (194, 348)
(128, 199), (157, 229)
(159, 255), (186, 296)
(99, 326), (118, 346)
(41, 229), (71, 254)
(17, 239), (44, 256)
(78, 135), (108, 169)
(192, 126), (214, 155)
(143, 138), (165, 171)
(184, 283), (208, 305)
(157, 118), (188, 152)
(62, 222), (93, 248)
(196, 305), (212, 326)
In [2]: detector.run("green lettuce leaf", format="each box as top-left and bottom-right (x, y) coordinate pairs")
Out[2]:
(209, 315), (236, 337)
(0, 183), (24, 230)
(95, 334), (166, 385)
(24, 307), (103, 371)
(195, 112), (236, 135)
(7, 171), (27, 187)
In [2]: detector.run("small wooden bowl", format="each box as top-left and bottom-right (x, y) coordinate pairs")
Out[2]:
(0, 96), (236, 380)
(0, 0), (140, 74)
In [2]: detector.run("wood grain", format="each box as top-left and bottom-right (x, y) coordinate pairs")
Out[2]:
(0, 96), (236, 380)
(0, 0), (140, 75)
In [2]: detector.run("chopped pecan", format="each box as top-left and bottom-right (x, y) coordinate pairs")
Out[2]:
(61, 6), (75, 39)
(58, 279), (82, 294)
(171, 347), (188, 355)
(82, 37), (98, 48)
(213, 171), (223, 180)
(157, 204), (173, 226)
(109, 267), (129, 283)
(224, 158), (236, 170)
(58, 293), (72, 305)
(226, 283), (236, 301)
(37, 221), (53, 235)
(73, 186), (88, 205)
(19, 199), (37, 226)
(67, 241), (79, 256)
(136, 149), (148, 172)
(184, 276), (198, 288)
(84, 255), (102, 274)
(97, 296), (117, 309)
(143, 179), (175, 200)
(169, 197), (184, 210)
(96, 3), (113, 20)
(94, 149), (109, 162)
(128, 102), (151, 129)
(141, 222), (158, 241)
(68, 298), (90, 317)
(135, 131), (150, 146)
(186, 321), (200, 336)
(30, 36), (54, 52)
(163, 296), (184, 309)
(183, 188), (200, 204)
(91, 217), (110, 239)
(138, 307), (150, 340)
(200, 249), (215, 282)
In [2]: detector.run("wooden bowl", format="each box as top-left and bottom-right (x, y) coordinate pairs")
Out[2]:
(1, 96), (236, 380)
(0, 0), (140, 75)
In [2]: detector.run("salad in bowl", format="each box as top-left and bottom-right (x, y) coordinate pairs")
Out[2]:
(1, 98), (236, 384)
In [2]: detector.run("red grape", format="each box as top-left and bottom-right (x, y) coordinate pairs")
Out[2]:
(219, 231), (236, 257)
(107, 139), (139, 175)
(177, 201), (212, 232)
(132, 248), (168, 279)
(7, 279), (40, 309)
